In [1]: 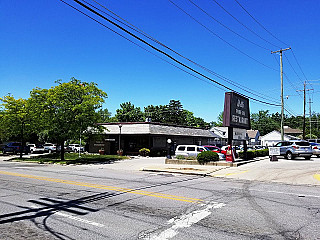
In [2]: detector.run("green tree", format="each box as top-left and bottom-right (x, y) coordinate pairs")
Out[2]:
(115, 102), (144, 122)
(97, 108), (112, 123)
(210, 111), (224, 127)
(144, 104), (166, 122)
(251, 110), (279, 135)
(0, 95), (35, 158)
(163, 100), (187, 125)
(30, 78), (107, 161)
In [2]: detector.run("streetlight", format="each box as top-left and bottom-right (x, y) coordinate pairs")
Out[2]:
(167, 138), (172, 159)
(118, 124), (122, 155)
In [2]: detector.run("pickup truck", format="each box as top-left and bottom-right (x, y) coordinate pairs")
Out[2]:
(3, 142), (30, 155)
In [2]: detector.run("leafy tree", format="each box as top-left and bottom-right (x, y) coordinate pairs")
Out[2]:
(30, 78), (107, 161)
(210, 111), (224, 127)
(163, 100), (187, 125)
(115, 102), (144, 122)
(0, 95), (35, 158)
(251, 110), (280, 135)
(97, 108), (112, 123)
(144, 104), (166, 122)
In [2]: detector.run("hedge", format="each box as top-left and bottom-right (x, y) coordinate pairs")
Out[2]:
(197, 151), (219, 165)
(238, 149), (269, 160)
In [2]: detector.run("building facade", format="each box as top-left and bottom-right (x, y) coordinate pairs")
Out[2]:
(89, 122), (220, 156)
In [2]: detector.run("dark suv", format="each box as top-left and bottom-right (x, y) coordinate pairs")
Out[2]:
(2, 142), (30, 155)
(273, 140), (312, 160)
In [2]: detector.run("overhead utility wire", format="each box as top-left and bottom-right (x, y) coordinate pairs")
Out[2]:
(187, 0), (270, 51)
(60, 0), (281, 107)
(272, 53), (303, 99)
(211, 0), (281, 49)
(284, 54), (304, 85)
(233, 0), (312, 92)
(58, 1), (227, 92)
(168, 0), (279, 72)
(234, 0), (288, 47)
(290, 49), (308, 81)
(86, 0), (280, 104)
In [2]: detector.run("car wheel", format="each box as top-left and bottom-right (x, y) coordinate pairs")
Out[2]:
(317, 155), (320, 158)
(13, 150), (17, 155)
(286, 152), (293, 160)
(305, 156), (311, 160)
(49, 149), (52, 153)
(31, 150), (34, 154)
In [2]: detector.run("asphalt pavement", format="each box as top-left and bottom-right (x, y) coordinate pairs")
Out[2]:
(1, 154), (320, 186)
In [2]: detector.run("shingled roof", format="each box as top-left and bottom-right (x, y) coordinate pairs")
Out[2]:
(98, 122), (219, 138)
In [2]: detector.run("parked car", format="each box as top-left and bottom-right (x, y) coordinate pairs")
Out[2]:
(272, 140), (312, 160)
(203, 145), (227, 156)
(2, 142), (30, 155)
(309, 142), (320, 157)
(68, 144), (84, 153)
(56, 145), (73, 152)
(43, 143), (57, 153)
(175, 145), (225, 160)
(175, 145), (207, 157)
(28, 144), (45, 153)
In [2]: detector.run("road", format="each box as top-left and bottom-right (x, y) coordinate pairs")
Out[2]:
(0, 158), (319, 239)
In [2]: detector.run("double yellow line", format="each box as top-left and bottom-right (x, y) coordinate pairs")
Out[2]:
(0, 170), (203, 203)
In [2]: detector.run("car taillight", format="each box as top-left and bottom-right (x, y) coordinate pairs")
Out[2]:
(292, 146), (299, 149)
(313, 146), (318, 149)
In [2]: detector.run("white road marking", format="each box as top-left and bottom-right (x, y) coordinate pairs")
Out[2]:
(54, 211), (105, 228)
(30, 205), (105, 228)
(147, 201), (225, 240)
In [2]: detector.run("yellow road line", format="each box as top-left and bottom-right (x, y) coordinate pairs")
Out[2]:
(0, 170), (203, 203)
(213, 170), (249, 177)
(314, 174), (320, 182)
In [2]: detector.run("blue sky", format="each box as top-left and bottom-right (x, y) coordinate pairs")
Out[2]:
(1, 0), (319, 123)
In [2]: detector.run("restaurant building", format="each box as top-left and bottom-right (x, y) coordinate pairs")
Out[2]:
(88, 122), (220, 156)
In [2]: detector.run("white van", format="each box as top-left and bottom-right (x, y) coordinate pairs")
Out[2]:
(175, 145), (207, 157)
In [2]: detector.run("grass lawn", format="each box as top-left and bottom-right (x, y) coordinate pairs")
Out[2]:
(12, 153), (129, 165)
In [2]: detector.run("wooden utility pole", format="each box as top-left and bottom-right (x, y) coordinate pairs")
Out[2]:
(271, 47), (291, 141)
(297, 81), (313, 139)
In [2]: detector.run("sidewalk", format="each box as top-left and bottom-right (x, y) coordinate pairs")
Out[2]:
(139, 156), (320, 186)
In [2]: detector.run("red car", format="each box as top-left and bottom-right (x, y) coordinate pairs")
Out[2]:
(204, 145), (227, 156)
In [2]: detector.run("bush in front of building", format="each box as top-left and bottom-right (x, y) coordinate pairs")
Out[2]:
(197, 151), (219, 165)
(238, 149), (269, 159)
(139, 148), (150, 156)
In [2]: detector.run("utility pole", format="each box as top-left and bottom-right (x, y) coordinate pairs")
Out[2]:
(297, 81), (313, 139)
(271, 47), (291, 141)
(309, 97), (313, 139)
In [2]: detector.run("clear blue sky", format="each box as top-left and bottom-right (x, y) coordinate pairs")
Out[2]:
(1, 0), (319, 123)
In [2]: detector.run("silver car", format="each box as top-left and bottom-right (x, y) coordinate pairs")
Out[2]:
(310, 142), (320, 157)
(273, 140), (312, 160)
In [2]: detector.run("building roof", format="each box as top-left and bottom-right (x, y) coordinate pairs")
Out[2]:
(283, 126), (302, 134)
(247, 130), (259, 139)
(98, 122), (219, 138)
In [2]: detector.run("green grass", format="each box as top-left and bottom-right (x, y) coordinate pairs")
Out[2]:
(12, 153), (129, 165)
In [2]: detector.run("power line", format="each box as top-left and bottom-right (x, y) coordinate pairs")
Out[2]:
(234, 0), (289, 47)
(59, 0), (281, 107)
(169, 0), (279, 72)
(81, 0), (280, 104)
(187, 0), (271, 51)
(211, 0), (281, 49)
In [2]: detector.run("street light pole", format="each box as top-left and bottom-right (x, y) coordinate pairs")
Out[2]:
(118, 124), (122, 155)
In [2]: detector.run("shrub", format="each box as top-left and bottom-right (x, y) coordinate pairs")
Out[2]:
(238, 149), (269, 159)
(139, 148), (150, 156)
(197, 151), (219, 165)
(176, 155), (186, 159)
